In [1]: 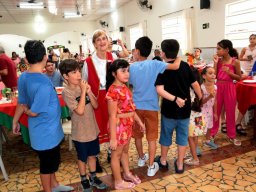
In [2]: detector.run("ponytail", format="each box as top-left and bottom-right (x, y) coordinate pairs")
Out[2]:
(217, 39), (238, 58)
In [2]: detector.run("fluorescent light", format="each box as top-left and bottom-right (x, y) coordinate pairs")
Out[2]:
(18, 2), (45, 9)
(63, 12), (84, 18)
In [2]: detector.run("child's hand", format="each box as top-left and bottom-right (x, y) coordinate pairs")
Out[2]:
(209, 89), (216, 98)
(12, 122), (21, 135)
(80, 80), (88, 92)
(213, 55), (219, 63)
(222, 66), (230, 74)
(138, 121), (146, 133)
(110, 139), (117, 150)
(86, 84), (92, 94)
(176, 97), (186, 108)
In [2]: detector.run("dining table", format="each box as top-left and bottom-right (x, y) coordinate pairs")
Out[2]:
(236, 79), (256, 138)
(0, 95), (70, 145)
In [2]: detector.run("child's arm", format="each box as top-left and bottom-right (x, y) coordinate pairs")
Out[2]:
(74, 80), (87, 115)
(86, 84), (98, 109)
(166, 57), (181, 70)
(191, 81), (202, 100)
(223, 59), (241, 81)
(201, 87), (215, 104)
(213, 55), (218, 75)
(156, 85), (186, 108)
(22, 105), (38, 117)
(134, 112), (145, 132)
(107, 100), (118, 151)
(12, 104), (24, 135)
(213, 92), (218, 122)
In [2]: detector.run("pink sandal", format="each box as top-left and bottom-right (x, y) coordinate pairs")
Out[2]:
(115, 180), (135, 190)
(123, 173), (141, 185)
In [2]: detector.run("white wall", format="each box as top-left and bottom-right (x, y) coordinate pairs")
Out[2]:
(0, 0), (242, 58)
(0, 34), (31, 57)
(99, 0), (239, 50)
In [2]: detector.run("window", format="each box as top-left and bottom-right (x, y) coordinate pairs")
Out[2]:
(129, 24), (143, 49)
(161, 10), (192, 54)
(225, 0), (256, 47)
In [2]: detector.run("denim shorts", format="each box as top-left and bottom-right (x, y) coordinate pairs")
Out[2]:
(159, 115), (190, 146)
(73, 138), (100, 163)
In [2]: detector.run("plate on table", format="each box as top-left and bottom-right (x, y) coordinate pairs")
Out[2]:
(243, 79), (256, 84)
(55, 87), (64, 94)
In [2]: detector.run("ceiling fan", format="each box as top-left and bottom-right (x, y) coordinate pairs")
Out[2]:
(137, 0), (152, 11)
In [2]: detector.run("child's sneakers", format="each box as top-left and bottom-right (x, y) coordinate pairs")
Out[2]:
(89, 176), (108, 190)
(52, 185), (74, 192)
(81, 179), (92, 192)
(138, 153), (149, 167)
(147, 162), (159, 177)
(204, 138), (218, 149)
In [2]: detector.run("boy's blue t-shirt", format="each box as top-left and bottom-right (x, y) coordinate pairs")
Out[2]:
(129, 60), (167, 111)
(18, 72), (64, 150)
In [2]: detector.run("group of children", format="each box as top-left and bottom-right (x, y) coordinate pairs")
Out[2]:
(12, 34), (242, 191)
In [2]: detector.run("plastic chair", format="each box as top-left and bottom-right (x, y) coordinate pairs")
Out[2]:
(62, 121), (72, 151)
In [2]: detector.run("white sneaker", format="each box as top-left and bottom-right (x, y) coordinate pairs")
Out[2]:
(147, 162), (159, 177)
(138, 153), (149, 167)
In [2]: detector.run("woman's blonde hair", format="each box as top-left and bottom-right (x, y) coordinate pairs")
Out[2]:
(92, 29), (108, 44)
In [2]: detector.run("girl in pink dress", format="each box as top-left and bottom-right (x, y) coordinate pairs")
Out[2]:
(211, 39), (242, 146)
(105, 59), (145, 190)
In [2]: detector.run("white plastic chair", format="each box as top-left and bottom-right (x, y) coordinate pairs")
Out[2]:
(62, 121), (72, 151)
(0, 126), (8, 181)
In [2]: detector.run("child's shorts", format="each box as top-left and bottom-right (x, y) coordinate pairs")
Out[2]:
(159, 115), (189, 146)
(132, 110), (158, 141)
(73, 138), (100, 163)
(35, 144), (60, 174)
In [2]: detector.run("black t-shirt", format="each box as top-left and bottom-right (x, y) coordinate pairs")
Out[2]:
(155, 61), (196, 119)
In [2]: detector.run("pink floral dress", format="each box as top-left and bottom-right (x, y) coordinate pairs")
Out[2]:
(106, 84), (136, 145)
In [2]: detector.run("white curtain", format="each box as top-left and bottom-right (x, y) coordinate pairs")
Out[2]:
(181, 9), (193, 54)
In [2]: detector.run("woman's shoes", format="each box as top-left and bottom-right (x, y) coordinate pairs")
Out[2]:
(123, 173), (141, 185)
(221, 122), (227, 133)
(236, 124), (247, 136)
(115, 180), (135, 190)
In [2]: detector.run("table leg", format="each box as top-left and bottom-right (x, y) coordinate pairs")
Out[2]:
(254, 106), (256, 139)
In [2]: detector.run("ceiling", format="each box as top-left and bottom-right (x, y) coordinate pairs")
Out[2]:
(0, 0), (132, 24)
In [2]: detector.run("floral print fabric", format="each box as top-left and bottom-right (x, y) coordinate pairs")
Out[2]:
(106, 84), (136, 145)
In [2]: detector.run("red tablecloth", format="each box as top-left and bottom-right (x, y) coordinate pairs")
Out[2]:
(236, 80), (256, 115)
(0, 95), (67, 128)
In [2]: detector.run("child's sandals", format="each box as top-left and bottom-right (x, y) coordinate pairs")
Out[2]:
(184, 158), (200, 166)
(221, 122), (227, 133)
(115, 180), (135, 190)
(123, 172), (141, 185)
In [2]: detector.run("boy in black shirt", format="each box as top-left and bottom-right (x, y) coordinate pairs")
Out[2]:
(154, 39), (202, 174)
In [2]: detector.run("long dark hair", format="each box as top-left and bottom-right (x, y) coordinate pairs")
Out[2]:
(217, 39), (238, 58)
(106, 59), (129, 91)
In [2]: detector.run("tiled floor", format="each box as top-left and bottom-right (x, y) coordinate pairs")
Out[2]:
(0, 122), (255, 192)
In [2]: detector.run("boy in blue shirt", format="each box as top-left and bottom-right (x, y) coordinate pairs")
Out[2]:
(12, 40), (73, 192)
(129, 36), (180, 177)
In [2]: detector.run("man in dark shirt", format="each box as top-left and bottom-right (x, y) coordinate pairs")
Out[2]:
(0, 46), (17, 89)
(154, 39), (202, 174)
